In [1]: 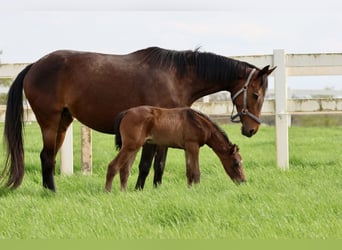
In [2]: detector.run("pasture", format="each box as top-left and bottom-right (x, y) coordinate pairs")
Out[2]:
(0, 121), (341, 239)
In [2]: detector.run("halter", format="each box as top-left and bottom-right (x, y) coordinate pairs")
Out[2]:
(230, 68), (261, 124)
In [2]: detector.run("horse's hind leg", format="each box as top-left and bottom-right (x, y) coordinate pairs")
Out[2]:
(39, 109), (73, 192)
(153, 146), (168, 187)
(55, 109), (74, 152)
(119, 150), (139, 191)
(40, 128), (58, 191)
(105, 147), (138, 192)
(135, 144), (157, 190)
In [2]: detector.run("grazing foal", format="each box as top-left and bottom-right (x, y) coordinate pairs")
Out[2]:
(105, 106), (245, 192)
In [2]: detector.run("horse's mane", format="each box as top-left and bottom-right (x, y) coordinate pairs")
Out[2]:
(136, 47), (256, 82)
(185, 109), (235, 148)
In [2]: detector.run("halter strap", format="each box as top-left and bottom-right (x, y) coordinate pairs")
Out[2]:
(230, 68), (261, 124)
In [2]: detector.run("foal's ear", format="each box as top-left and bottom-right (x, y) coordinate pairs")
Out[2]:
(230, 144), (239, 155)
(258, 65), (277, 77)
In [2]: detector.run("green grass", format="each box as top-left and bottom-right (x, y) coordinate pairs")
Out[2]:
(0, 122), (341, 239)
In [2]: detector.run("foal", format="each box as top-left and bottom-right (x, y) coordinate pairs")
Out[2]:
(105, 106), (245, 192)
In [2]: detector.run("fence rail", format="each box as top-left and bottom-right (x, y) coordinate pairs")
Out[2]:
(192, 98), (342, 116)
(1, 98), (341, 122)
(1, 49), (342, 173)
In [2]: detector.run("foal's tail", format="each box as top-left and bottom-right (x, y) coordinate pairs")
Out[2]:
(113, 111), (127, 150)
(1, 64), (33, 189)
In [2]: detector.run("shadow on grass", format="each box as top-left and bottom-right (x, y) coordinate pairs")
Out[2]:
(0, 186), (11, 197)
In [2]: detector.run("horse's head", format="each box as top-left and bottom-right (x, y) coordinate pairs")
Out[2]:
(224, 144), (245, 184)
(231, 65), (276, 137)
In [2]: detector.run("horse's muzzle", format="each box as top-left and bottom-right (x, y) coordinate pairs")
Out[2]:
(234, 178), (246, 185)
(242, 126), (257, 138)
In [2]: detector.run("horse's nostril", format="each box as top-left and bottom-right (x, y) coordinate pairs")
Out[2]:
(249, 129), (255, 136)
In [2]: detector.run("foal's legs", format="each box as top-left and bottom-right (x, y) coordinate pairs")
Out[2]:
(119, 152), (138, 191)
(153, 146), (168, 187)
(106, 147), (139, 192)
(135, 144), (157, 190)
(184, 144), (200, 186)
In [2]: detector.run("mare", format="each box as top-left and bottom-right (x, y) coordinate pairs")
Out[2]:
(106, 106), (245, 191)
(1, 47), (275, 192)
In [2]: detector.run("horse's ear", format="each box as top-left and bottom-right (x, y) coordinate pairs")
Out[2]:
(230, 144), (238, 155)
(258, 65), (276, 77)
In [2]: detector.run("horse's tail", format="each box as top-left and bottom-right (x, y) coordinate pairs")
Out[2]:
(114, 110), (127, 150)
(1, 64), (33, 189)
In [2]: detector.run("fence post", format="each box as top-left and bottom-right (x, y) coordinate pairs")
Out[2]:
(203, 95), (210, 103)
(81, 125), (92, 175)
(60, 124), (74, 175)
(273, 49), (289, 169)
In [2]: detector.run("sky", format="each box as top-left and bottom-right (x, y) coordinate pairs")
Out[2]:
(0, 0), (341, 90)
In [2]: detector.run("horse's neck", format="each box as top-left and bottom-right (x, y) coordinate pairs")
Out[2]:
(184, 77), (234, 105)
(206, 130), (231, 156)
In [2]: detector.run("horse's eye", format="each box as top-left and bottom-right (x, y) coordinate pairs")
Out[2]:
(253, 93), (260, 100)
(233, 159), (243, 168)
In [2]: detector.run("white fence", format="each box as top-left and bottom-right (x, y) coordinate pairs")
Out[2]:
(1, 49), (342, 172)
(233, 50), (342, 168)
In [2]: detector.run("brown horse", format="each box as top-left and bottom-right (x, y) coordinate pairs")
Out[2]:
(1, 47), (275, 192)
(105, 106), (245, 192)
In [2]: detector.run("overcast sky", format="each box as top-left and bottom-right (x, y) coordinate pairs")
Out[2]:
(0, 0), (341, 89)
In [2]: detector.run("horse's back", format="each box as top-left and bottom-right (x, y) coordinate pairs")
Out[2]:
(121, 106), (207, 149)
(23, 50), (127, 96)
(21, 50), (167, 133)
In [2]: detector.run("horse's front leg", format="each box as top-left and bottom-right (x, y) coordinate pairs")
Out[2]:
(135, 144), (157, 190)
(153, 146), (168, 187)
(184, 144), (200, 186)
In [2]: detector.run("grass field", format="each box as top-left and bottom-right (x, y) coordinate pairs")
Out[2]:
(0, 122), (341, 239)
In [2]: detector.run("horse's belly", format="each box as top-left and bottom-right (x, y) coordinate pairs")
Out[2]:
(148, 131), (184, 149)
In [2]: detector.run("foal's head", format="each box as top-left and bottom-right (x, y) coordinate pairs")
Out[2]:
(224, 144), (245, 184)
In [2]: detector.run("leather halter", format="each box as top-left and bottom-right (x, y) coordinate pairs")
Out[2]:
(230, 68), (261, 124)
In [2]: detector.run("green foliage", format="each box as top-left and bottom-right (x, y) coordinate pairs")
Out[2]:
(0, 78), (12, 87)
(0, 93), (7, 105)
(0, 122), (341, 239)
(0, 78), (12, 104)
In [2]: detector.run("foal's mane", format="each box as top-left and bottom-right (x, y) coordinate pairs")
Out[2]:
(186, 109), (234, 147)
(136, 47), (256, 82)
